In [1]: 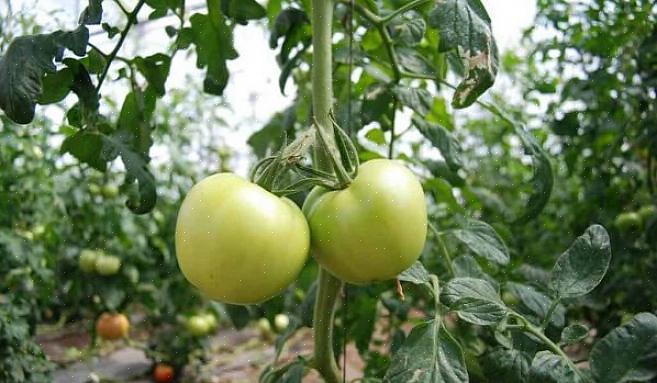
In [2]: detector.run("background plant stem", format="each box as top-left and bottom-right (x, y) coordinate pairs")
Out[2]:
(310, 0), (343, 382)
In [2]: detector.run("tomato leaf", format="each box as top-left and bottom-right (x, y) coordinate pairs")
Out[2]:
(512, 124), (554, 224)
(412, 115), (463, 172)
(393, 86), (433, 116)
(221, 0), (266, 24)
(529, 351), (582, 383)
(480, 348), (532, 383)
(590, 313), (657, 383)
(78, 0), (103, 25)
(189, 8), (238, 96)
(384, 319), (468, 383)
(398, 261), (431, 286)
(0, 26), (89, 124)
(549, 225), (611, 299)
(450, 218), (509, 266)
(441, 277), (507, 326)
(388, 17), (425, 47)
(428, 0), (498, 108)
(133, 54), (172, 97)
(560, 323), (589, 345)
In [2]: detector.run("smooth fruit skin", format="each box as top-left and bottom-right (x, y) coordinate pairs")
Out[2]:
(638, 205), (657, 223)
(153, 363), (175, 383)
(303, 159), (427, 284)
(96, 313), (130, 341)
(615, 212), (643, 233)
(78, 249), (98, 273)
(95, 254), (122, 276)
(175, 173), (310, 305)
(185, 315), (211, 336)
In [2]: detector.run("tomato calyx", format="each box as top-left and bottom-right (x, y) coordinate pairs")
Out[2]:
(250, 112), (358, 196)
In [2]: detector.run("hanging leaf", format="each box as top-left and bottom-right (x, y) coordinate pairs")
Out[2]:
(549, 225), (611, 299)
(384, 319), (468, 383)
(398, 261), (431, 286)
(428, 0), (498, 108)
(221, 0), (266, 24)
(388, 17), (426, 46)
(393, 86), (433, 116)
(412, 115), (463, 172)
(79, 0), (103, 25)
(0, 26), (89, 124)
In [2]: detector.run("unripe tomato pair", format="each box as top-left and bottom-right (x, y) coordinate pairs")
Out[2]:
(185, 313), (217, 336)
(615, 205), (657, 234)
(78, 249), (122, 275)
(175, 159), (427, 305)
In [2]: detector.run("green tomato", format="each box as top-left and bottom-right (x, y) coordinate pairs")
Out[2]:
(257, 318), (272, 338)
(614, 212), (643, 233)
(95, 254), (122, 276)
(202, 313), (218, 330)
(638, 205), (657, 223)
(175, 173), (310, 305)
(78, 249), (99, 273)
(186, 315), (211, 336)
(274, 314), (290, 332)
(101, 184), (119, 198)
(303, 159), (427, 284)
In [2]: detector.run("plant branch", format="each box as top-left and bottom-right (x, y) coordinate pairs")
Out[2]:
(540, 298), (561, 330)
(429, 222), (455, 277)
(112, 0), (130, 16)
(381, 0), (432, 23)
(96, 0), (147, 92)
(311, 0), (343, 382)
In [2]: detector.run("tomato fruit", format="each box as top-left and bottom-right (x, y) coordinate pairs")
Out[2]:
(303, 159), (427, 284)
(614, 212), (643, 233)
(274, 314), (290, 332)
(153, 363), (175, 383)
(202, 313), (218, 330)
(95, 253), (122, 276)
(638, 205), (657, 223)
(78, 249), (99, 273)
(96, 313), (130, 340)
(101, 184), (119, 198)
(175, 173), (310, 304)
(185, 315), (211, 336)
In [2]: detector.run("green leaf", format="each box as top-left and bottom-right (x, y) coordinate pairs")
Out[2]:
(224, 304), (251, 329)
(452, 255), (497, 288)
(221, 0), (266, 24)
(384, 319), (468, 383)
(549, 225), (611, 299)
(428, 0), (498, 108)
(133, 53), (171, 97)
(37, 69), (75, 105)
(560, 324), (589, 345)
(389, 17), (425, 46)
(506, 282), (565, 328)
(441, 277), (506, 326)
(412, 115), (463, 171)
(61, 131), (108, 171)
(362, 83), (394, 129)
(393, 86), (433, 116)
(480, 348), (531, 383)
(450, 218), (509, 266)
(365, 128), (387, 145)
(512, 124), (554, 224)
(529, 351), (581, 383)
(79, 0), (103, 25)
(0, 26), (89, 124)
(590, 313), (657, 383)
(397, 47), (435, 75)
(398, 261), (431, 286)
(189, 10), (238, 96)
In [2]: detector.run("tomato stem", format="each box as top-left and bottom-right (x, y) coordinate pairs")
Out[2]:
(310, 0), (344, 382)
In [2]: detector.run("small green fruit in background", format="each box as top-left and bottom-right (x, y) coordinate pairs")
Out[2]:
(95, 254), (122, 276)
(186, 315), (211, 336)
(638, 205), (657, 223)
(614, 212), (643, 233)
(79, 249), (99, 273)
(274, 314), (290, 332)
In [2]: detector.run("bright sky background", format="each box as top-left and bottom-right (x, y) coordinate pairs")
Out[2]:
(3, 0), (537, 173)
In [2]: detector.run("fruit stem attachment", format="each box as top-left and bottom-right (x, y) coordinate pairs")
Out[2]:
(310, 0), (343, 382)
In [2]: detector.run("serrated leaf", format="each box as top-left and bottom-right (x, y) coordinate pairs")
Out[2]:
(79, 0), (103, 25)
(221, 0), (266, 24)
(450, 218), (509, 265)
(384, 319), (468, 383)
(481, 348), (531, 383)
(513, 124), (554, 224)
(529, 351), (581, 383)
(0, 26), (89, 124)
(428, 0), (498, 108)
(560, 324), (589, 345)
(133, 53), (171, 97)
(549, 225), (611, 299)
(590, 313), (657, 383)
(412, 115), (463, 172)
(393, 86), (433, 116)
(398, 261), (431, 286)
(506, 282), (565, 328)
(441, 277), (506, 325)
(189, 9), (238, 96)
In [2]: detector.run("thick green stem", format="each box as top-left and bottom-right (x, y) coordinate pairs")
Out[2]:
(311, 0), (343, 382)
(313, 268), (342, 383)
